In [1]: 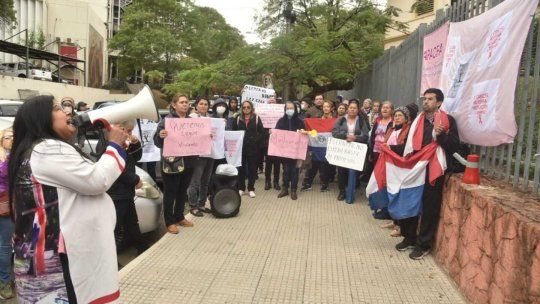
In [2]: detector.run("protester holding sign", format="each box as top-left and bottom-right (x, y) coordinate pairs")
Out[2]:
(187, 97), (215, 217)
(275, 101), (306, 200)
(332, 101), (370, 201)
(154, 94), (195, 234)
(232, 100), (264, 198)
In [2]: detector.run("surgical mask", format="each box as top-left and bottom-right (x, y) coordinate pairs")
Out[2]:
(216, 106), (226, 114)
(286, 109), (294, 117)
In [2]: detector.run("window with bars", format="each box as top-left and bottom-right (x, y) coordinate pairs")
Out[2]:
(411, 0), (435, 16)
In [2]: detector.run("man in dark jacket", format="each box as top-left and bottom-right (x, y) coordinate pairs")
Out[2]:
(275, 101), (306, 200)
(395, 88), (460, 260)
(305, 94), (324, 118)
(106, 121), (149, 254)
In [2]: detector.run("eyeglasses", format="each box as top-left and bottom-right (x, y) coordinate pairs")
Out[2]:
(242, 106), (251, 109)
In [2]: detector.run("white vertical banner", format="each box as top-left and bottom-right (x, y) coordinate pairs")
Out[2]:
(224, 131), (244, 167)
(439, 0), (538, 146)
(202, 118), (226, 159)
(133, 119), (161, 162)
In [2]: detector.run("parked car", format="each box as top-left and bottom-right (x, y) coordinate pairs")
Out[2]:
(0, 100), (162, 234)
(0, 62), (52, 81)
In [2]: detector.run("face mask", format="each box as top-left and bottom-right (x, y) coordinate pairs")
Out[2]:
(216, 106), (226, 114)
(286, 109), (294, 117)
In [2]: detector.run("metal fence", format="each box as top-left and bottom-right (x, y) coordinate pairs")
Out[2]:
(341, 0), (540, 196)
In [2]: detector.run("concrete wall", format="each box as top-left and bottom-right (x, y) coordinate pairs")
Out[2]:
(0, 75), (133, 106)
(435, 175), (540, 304)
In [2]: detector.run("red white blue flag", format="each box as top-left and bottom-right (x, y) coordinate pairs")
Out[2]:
(366, 142), (446, 219)
(304, 118), (336, 162)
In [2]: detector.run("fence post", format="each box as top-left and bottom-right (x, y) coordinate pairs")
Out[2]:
(416, 24), (427, 98)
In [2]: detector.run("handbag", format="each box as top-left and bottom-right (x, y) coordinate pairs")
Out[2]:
(0, 191), (9, 217)
(162, 156), (185, 174)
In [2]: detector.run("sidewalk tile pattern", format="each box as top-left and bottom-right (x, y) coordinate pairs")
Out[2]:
(119, 180), (466, 304)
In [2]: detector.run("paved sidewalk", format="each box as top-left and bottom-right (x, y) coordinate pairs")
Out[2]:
(119, 180), (466, 304)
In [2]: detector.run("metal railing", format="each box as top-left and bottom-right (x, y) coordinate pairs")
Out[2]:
(342, 0), (540, 196)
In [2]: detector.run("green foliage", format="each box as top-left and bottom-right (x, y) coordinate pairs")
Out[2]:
(0, 0), (16, 28)
(26, 28), (46, 50)
(109, 0), (245, 81)
(410, 0), (434, 15)
(146, 70), (165, 85)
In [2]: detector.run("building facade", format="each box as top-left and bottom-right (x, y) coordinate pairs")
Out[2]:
(385, 0), (453, 49)
(0, 0), (124, 88)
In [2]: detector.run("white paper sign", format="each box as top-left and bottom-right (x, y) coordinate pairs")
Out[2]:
(254, 103), (283, 128)
(241, 84), (276, 104)
(325, 138), (368, 171)
(224, 131), (244, 167)
(203, 118), (226, 159)
(133, 119), (161, 162)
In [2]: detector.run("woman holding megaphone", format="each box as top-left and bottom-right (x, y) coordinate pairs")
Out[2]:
(9, 95), (128, 303)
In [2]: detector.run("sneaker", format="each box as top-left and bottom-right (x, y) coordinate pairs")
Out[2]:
(320, 184), (329, 192)
(300, 184), (312, 191)
(0, 281), (14, 300)
(239, 190), (244, 196)
(190, 209), (203, 217)
(409, 247), (430, 260)
(249, 191), (256, 198)
(395, 239), (415, 251)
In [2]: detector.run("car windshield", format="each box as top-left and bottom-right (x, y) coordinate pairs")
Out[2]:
(0, 104), (21, 117)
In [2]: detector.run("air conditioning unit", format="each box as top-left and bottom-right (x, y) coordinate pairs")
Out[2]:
(67, 38), (72, 43)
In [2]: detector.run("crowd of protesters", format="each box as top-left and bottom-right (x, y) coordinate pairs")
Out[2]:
(0, 87), (458, 302)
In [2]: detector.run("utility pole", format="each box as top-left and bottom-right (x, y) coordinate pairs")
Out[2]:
(282, 0), (295, 101)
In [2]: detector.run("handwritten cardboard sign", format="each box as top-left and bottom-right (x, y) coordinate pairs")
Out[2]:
(163, 118), (212, 157)
(325, 137), (368, 171)
(267, 129), (308, 160)
(255, 103), (283, 128)
(241, 84), (276, 104)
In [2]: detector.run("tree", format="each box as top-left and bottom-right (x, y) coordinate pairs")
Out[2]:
(256, 0), (406, 97)
(109, 1), (245, 83)
(187, 6), (246, 65)
(0, 0), (16, 29)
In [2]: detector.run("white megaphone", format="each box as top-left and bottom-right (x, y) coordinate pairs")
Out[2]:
(71, 85), (159, 129)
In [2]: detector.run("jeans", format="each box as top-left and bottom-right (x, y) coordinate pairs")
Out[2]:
(113, 198), (146, 252)
(162, 168), (193, 226)
(0, 217), (14, 283)
(303, 160), (331, 186)
(238, 154), (258, 191)
(188, 158), (215, 209)
(264, 156), (281, 183)
(400, 174), (445, 250)
(282, 160), (300, 190)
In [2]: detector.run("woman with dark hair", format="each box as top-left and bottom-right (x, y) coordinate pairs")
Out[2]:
(187, 97), (214, 217)
(232, 100), (264, 198)
(154, 93), (195, 234)
(332, 101), (370, 201)
(275, 101), (306, 200)
(9, 95), (128, 303)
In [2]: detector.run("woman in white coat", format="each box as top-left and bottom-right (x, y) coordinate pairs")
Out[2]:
(9, 95), (128, 303)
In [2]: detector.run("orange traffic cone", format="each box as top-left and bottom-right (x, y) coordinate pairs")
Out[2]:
(453, 153), (480, 185)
